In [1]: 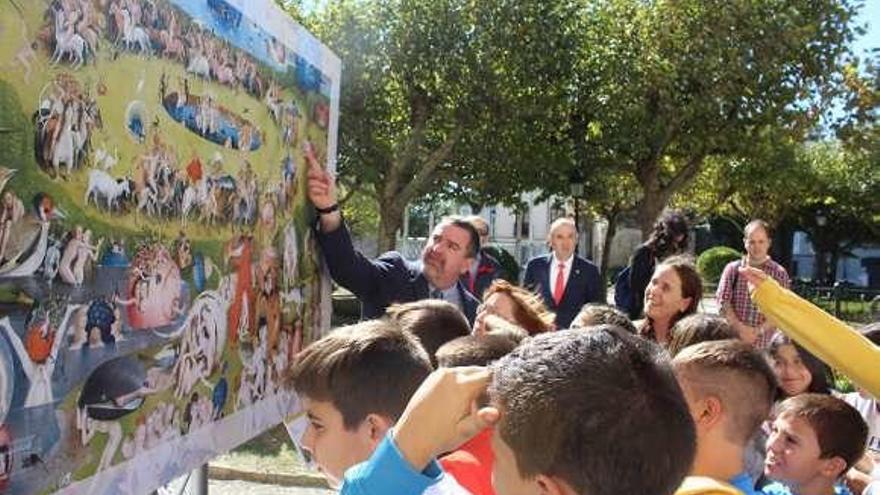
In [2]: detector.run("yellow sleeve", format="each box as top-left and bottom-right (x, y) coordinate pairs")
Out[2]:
(675, 476), (743, 495)
(752, 278), (880, 397)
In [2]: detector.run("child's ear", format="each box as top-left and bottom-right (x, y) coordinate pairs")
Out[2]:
(694, 396), (723, 429)
(703, 396), (724, 426)
(535, 474), (578, 495)
(818, 456), (847, 480)
(364, 413), (393, 443)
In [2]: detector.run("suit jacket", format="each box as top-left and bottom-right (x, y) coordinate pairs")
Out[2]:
(522, 254), (604, 329)
(460, 250), (503, 301)
(316, 221), (479, 324)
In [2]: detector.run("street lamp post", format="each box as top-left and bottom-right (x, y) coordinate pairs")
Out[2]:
(815, 210), (828, 283)
(569, 182), (584, 230)
(570, 182), (585, 255)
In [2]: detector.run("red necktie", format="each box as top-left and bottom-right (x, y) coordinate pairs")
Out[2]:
(553, 262), (565, 306)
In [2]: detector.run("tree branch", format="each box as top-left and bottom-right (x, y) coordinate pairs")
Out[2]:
(664, 154), (706, 193)
(399, 128), (463, 202)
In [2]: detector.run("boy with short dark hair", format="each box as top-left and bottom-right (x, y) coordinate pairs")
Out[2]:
(288, 319), (468, 491)
(336, 327), (742, 495)
(486, 327), (697, 495)
(436, 334), (518, 369)
(673, 340), (779, 494)
(668, 314), (738, 357)
(387, 299), (471, 367)
(763, 394), (868, 495)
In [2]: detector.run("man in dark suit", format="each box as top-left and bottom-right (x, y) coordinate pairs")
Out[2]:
(523, 218), (604, 329)
(306, 154), (479, 324)
(460, 215), (504, 300)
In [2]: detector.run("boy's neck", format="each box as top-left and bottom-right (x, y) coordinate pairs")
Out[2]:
(690, 438), (745, 482)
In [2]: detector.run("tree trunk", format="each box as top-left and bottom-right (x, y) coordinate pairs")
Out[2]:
(828, 249), (841, 285)
(772, 222), (795, 276)
(600, 212), (619, 288)
(377, 202), (405, 253)
(814, 249), (829, 284)
(636, 191), (669, 238)
(634, 155), (706, 237)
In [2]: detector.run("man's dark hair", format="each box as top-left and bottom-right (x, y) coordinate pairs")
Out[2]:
(775, 394), (868, 474)
(571, 303), (636, 334)
(439, 215), (481, 258)
(667, 314), (738, 357)
(386, 299), (471, 367)
(436, 334), (519, 368)
(673, 340), (779, 445)
(287, 319), (432, 429)
(489, 327), (696, 495)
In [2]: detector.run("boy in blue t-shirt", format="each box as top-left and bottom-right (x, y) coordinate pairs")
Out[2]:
(287, 319), (456, 491)
(673, 339), (779, 494)
(763, 394), (868, 495)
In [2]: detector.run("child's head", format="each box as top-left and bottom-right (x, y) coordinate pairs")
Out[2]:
(436, 334), (518, 368)
(474, 313), (530, 343)
(477, 279), (555, 334)
(571, 303), (636, 334)
(673, 340), (777, 459)
(765, 394), (868, 487)
(767, 333), (831, 398)
(667, 314), (738, 357)
(288, 319), (432, 486)
(386, 299), (470, 366)
(488, 327), (696, 495)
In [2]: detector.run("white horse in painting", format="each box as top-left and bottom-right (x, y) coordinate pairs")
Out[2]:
(51, 8), (86, 68)
(121, 9), (151, 55)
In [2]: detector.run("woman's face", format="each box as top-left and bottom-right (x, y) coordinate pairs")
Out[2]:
(478, 292), (518, 324)
(644, 265), (692, 325)
(771, 344), (813, 397)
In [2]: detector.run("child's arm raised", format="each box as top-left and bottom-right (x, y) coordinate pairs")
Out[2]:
(740, 266), (880, 397)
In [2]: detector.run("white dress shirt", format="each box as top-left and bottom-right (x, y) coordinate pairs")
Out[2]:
(549, 254), (574, 295)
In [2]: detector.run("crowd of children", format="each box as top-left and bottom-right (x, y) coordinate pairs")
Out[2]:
(283, 223), (879, 495)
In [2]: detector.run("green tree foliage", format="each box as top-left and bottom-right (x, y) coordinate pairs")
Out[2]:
(787, 142), (879, 283)
(681, 139), (879, 283)
(293, 0), (574, 250)
(286, 0), (862, 251)
(565, 0), (860, 236)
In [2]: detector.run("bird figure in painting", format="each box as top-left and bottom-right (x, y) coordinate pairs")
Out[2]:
(0, 193), (65, 277)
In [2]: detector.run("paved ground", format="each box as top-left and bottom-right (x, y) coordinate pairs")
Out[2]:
(206, 480), (334, 494)
(162, 475), (334, 494)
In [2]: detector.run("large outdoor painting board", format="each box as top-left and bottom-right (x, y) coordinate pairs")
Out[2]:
(0, 0), (340, 492)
